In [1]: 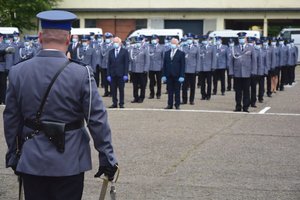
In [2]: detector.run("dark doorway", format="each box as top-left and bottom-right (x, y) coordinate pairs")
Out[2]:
(225, 19), (263, 31)
(268, 19), (300, 37)
(164, 20), (203, 35)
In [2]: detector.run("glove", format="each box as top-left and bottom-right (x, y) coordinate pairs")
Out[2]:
(178, 77), (184, 83)
(162, 76), (167, 83)
(5, 47), (15, 54)
(123, 75), (128, 81)
(107, 76), (112, 83)
(94, 164), (118, 181)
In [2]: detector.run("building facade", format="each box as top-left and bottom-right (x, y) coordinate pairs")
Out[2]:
(55, 0), (300, 40)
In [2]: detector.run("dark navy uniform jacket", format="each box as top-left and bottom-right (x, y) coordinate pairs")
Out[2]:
(163, 49), (185, 78)
(4, 50), (117, 176)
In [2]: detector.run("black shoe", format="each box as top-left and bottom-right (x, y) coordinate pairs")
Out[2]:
(190, 102), (195, 105)
(234, 107), (242, 112)
(156, 95), (161, 99)
(164, 105), (173, 109)
(119, 105), (125, 108)
(280, 88), (284, 91)
(251, 104), (257, 108)
(221, 92), (225, 96)
(258, 99), (263, 103)
(181, 101), (187, 105)
(109, 105), (117, 108)
(102, 94), (110, 97)
(206, 96), (211, 100)
(243, 109), (249, 113)
(267, 94), (272, 97)
(227, 88), (231, 91)
(138, 99), (144, 103)
(212, 92), (217, 95)
(201, 97), (206, 100)
(175, 106), (180, 110)
(131, 99), (138, 103)
(148, 96), (154, 99)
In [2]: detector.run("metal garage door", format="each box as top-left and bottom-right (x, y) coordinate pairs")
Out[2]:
(164, 20), (203, 35)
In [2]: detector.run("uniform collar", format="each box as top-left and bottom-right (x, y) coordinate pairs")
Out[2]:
(36, 49), (68, 58)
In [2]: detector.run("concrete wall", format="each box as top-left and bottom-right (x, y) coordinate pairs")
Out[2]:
(57, 0), (300, 9)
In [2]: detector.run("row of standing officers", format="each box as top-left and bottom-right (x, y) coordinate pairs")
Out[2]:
(1, 31), (297, 111)
(67, 31), (298, 111)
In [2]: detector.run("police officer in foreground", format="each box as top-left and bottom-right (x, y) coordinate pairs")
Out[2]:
(228, 32), (257, 112)
(4, 10), (118, 200)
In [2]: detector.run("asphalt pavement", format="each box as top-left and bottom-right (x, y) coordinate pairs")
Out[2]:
(0, 68), (299, 200)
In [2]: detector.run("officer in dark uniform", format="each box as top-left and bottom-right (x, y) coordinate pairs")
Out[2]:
(228, 32), (257, 112)
(101, 32), (114, 97)
(4, 10), (118, 200)
(213, 36), (228, 95)
(181, 33), (199, 105)
(226, 38), (235, 91)
(148, 34), (164, 99)
(19, 35), (36, 62)
(12, 31), (23, 65)
(77, 35), (97, 78)
(199, 35), (216, 100)
(278, 37), (288, 91)
(129, 36), (150, 103)
(0, 33), (15, 104)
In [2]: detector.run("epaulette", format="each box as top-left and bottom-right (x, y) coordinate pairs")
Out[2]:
(68, 58), (87, 67)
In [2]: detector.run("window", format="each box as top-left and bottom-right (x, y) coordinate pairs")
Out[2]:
(136, 19), (147, 30)
(85, 19), (96, 28)
(72, 19), (80, 28)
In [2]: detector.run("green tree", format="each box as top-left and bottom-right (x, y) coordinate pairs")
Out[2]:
(0, 0), (60, 32)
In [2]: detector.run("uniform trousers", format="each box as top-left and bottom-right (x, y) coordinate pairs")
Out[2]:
(111, 76), (125, 106)
(292, 65), (296, 83)
(250, 76), (258, 106)
(94, 65), (100, 87)
(199, 71), (212, 99)
(226, 69), (233, 91)
(100, 68), (110, 95)
(234, 77), (251, 111)
(182, 73), (196, 103)
(0, 71), (8, 104)
(257, 76), (265, 101)
(148, 71), (162, 98)
(167, 76), (181, 107)
(267, 72), (272, 96)
(132, 72), (147, 101)
(279, 66), (288, 90)
(22, 173), (84, 200)
(286, 66), (294, 85)
(213, 69), (226, 94)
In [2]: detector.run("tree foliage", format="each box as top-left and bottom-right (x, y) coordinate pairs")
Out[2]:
(0, 0), (61, 32)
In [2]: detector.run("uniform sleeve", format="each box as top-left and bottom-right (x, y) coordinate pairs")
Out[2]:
(144, 48), (150, 72)
(196, 47), (200, 72)
(251, 48), (257, 75)
(3, 69), (24, 168)
(81, 68), (117, 167)
(227, 48), (234, 75)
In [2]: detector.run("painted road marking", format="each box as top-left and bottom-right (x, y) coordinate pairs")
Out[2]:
(258, 107), (271, 114)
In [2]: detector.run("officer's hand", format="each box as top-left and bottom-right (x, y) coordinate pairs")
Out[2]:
(162, 76), (167, 83)
(94, 164), (118, 181)
(5, 47), (15, 54)
(178, 77), (184, 83)
(107, 76), (112, 83)
(123, 75), (128, 81)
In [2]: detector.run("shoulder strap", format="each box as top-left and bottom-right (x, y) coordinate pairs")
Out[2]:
(36, 61), (70, 119)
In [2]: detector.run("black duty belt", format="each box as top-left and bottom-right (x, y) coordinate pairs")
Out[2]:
(24, 119), (84, 140)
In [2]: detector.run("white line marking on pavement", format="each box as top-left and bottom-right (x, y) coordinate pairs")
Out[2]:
(258, 107), (271, 114)
(109, 108), (300, 116)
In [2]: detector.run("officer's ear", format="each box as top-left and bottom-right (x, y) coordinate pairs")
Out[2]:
(66, 34), (71, 46)
(38, 32), (43, 44)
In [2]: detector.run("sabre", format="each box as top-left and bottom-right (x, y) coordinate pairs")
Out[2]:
(99, 176), (109, 200)
(98, 166), (120, 200)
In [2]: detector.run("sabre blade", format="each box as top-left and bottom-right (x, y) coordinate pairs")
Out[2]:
(99, 177), (109, 200)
